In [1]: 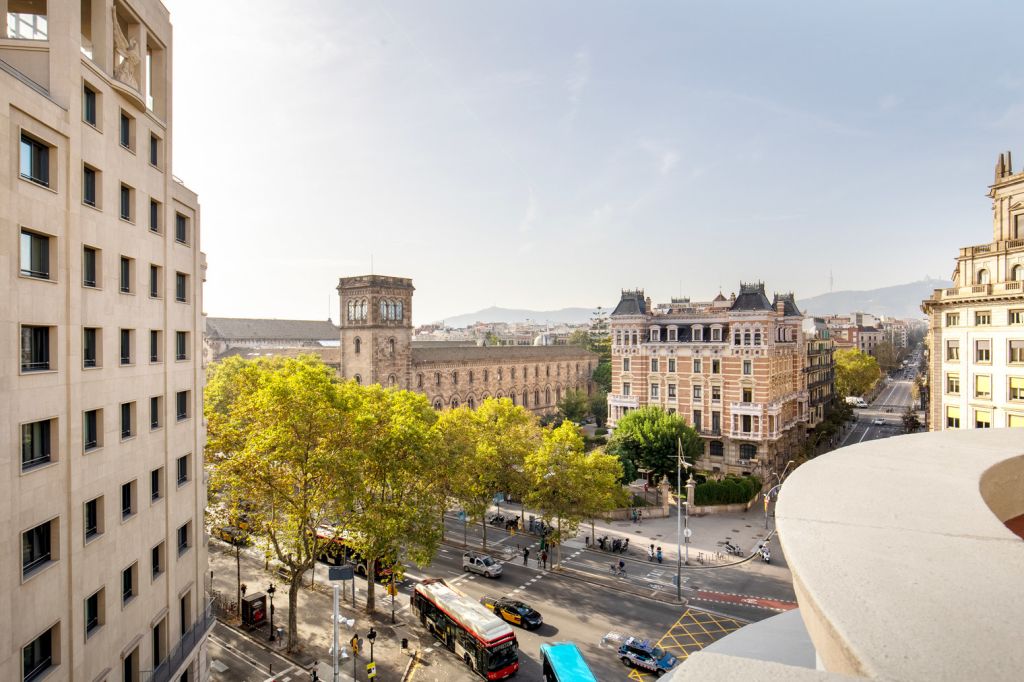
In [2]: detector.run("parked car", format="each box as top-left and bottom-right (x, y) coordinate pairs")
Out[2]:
(479, 596), (543, 628)
(617, 637), (678, 676)
(871, 418), (886, 426)
(215, 525), (248, 545)
(462, 551), (503, 578)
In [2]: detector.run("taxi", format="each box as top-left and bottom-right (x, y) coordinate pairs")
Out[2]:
(618, 636), (678, 676)
(479, 596), (543, 629)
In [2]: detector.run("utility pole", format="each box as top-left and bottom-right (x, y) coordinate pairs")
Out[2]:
(332, 583), (340, 682)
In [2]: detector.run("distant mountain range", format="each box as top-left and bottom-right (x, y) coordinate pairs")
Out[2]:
(798, 279), (951, 320)
(434, 279), (950, 327)
(434, 306), (596, 327)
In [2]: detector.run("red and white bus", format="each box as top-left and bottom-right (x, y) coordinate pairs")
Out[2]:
(413, 579), (519, 680)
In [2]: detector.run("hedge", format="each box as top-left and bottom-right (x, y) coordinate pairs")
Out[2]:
(693, 475), (762, 506)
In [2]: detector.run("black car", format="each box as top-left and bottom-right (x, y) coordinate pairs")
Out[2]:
(479, 596), (543, 629)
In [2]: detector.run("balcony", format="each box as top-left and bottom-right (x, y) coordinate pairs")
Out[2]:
(667, 430), (1024, 680)
(147, 600), (214, 682)
(608, 393), (639, 409)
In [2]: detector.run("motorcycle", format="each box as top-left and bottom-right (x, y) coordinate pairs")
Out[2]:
(760, 547), (771, 563)
(488, 513), (506, 526)
(723, 540), (743, 556)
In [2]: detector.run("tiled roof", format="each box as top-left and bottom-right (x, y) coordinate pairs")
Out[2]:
(206, 317), (339, 341)
(773, 293), (803, 317)
(218, 346), (341, 366)
(612, 290), (647, 316)
(731, 282), (773, 311)
(411, 344), (596, 365)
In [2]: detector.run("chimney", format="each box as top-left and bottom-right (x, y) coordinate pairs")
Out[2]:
(996, 150), (1013, 181)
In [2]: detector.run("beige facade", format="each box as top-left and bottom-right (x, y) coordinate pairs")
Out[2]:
(337, 275), (597, 413)
(922, 151), (1024, 431)
(1, 2), (210, 681)
(608, 285), (816, 475)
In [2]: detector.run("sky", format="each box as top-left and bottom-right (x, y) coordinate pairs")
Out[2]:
(163, 0), (1024, 324)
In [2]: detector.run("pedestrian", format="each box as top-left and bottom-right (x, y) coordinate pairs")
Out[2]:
(523, 547), (529, 566)
(656, 547), (663, 564)
(648, 544), (655, 562)
(631, 508), (637, 524)
(541, 550), (548, 570)
(617, 559), (626, 577)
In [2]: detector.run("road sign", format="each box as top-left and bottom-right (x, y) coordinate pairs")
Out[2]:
(329, 566), (354, 581)
(683, 528), (692, 538)
(366, 662), (377, 678)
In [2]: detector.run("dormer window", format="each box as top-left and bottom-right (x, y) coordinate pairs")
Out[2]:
(667, 326), (678, 342)
(649, 327), (659, 343)
(692, 326), (703, 342)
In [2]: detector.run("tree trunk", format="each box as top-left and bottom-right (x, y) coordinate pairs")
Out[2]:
(287, 575), (301, 652)
(235, 545), (241, 619)
(590, 519), (596, 549)
(481, 517), (488, 550)
(365, 558), (376, 614)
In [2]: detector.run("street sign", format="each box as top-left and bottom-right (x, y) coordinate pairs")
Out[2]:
(366, 662), (377, 678)
(683, 528), (692, 538)
(329, 566), (354, 581)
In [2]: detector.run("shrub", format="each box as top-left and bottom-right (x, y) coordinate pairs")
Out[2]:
(693, 475), (761, 506)
(595, 427), (608, 436)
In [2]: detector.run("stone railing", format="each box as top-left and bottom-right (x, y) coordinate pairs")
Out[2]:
(670, 430), (1024, 680)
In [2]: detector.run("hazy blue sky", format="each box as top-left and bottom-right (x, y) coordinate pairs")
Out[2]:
(164, 0), (1024, 324)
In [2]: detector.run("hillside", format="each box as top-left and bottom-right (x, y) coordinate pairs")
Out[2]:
(434, 306), (595, 327)
(799, 279), (951, 319)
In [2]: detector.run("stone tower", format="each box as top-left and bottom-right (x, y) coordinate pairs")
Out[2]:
(337, 275), (414, 387)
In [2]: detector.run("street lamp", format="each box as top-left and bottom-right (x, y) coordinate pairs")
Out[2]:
(676, 438), (694, 602)
(267, 583), (277, 642)
(367, 627), (377, 663)
(763, 459), (796, 528)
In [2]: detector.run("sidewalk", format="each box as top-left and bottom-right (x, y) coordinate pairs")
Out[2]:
(209, 541), (425, 682)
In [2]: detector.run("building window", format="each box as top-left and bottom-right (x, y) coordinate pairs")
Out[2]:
(153, 617), (167, 668)
(1010, 414), (1024, 428)
(150, 134), (160, 167)
(1010, 310), (1024, 326)
(20, 325), (51, 372)
(651, 358), (659, 372)
(739, 444), (757, 460)
(710, 440), (724, 457)
(946, 340), (959, 361)
(119, 256), (133, 293)
(975, 340), (991, 363)
(120, 183), (134, 221)
(120, 401), (135, 439)
(149, 264), (161, 298)
(435, 372), (441, 386)
(175, 213), (190, 244)
(388, 338), (396, 355)
(651, 384), (659, 399)
(84, 409), (101, 451)
(1009, 340), (1024, 364)
(19, 133), (50, 187)
(122, 562), (138, 604)
(149, 199), (161, 232)
(150, 329), (162, 363)
(975, 410), (991, 429)
(711, 327), (722, 342)
(1009, 376), (1024, 401)
(622, 382), (631, 396)
(120, 328), (134, 365)
(742, 360), (752, 375)
(712, 359), (721, 374)
(974, 375), (991, 400)
(668, 327), (677, 341)
(83, 83), (98, 125)
(693, 410), (702, 431)
(693, 359), (701, 373)
(433, 399), (442, 410)
(177, 521), (192, 555)
(667, 358), (676, 373)
(21, 419), (53, 471)
(83, 246), (99, 287)
(22, 520), (54, 578)
(151, 466), (165, 502)
(416, 373), (423, 388)
(742, 387), (753, 402)
(976, 269), (990, 285)
(975, 311), (991, 326)
(85, 588), (104, 636)
(623, 357), (631, 372)
(649, 328), (659, 342)
(175, 331), (188, 361)
(693, 385), (702, 400)
(946, 313), (960, 326)
(20, 229), (51, 279)
(175, 272), (188, 302)
(176, 390), (190, 421)
(83, 164), (99, 207)
(22, 626), (55, 682)
(152, 541), (165, 579)
(82, 327), (100, 369)
(119, 110), (134, 149)
(150, 396), (162, 430)
(712, 385), (721, 401)
(177, 454), (191, 486)
(121, 480), (137, 519)
(946, 405), (960, 429)
(354, 337), (361, 354)
(668, 384), (676, 398)
(946, 374), (959, 395)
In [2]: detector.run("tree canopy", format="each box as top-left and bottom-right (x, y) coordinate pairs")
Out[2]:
(607, 406), (702, 483)
(835, 348), (881, 398)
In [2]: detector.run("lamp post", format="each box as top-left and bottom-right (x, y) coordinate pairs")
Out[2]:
(367, 627), (377, 663)
(267, 583), (277, 642)
(763, 459), (796, 528)
(676, 438), (694, 602)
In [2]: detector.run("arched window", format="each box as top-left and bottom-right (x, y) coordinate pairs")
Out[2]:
(354, 337), (361, 354)
(710, 441), (724, 457)
(484, 369), (489, 381)
(353, 374), (362, 385)
(734, 331), (741, 345)
(739, 444), (757, 460)
(754, 331), (762, 345)
(469, 370), (474, 383)
(1013, 264), (1024, 281)
(743, 331), (751, 345)
(388, 338), (396, 356)
(388, 374), (397, 387)
(451, 398), (459, 408)
(433, 399), (443, 410)
(534, 365), (539, 378)
(534, 390), (540, 405)
(452, 371), (458, 385)
(546, 365), (550, 377)
(416, 373), (423, 388)
(396, 301), (403, 319)
(360, 301), (367, 319)
(511, 367), (517, 380)
(498, 368), (503, 381)
(468, 396), (475, 409)
(510, 393), (517, 406)
(556, 387), (562, 402)
(435, 372), (441, 386)
(977, 269), (990, 285)
(545, 388), (551, 404)
(380, 300), (387, 320)
(347, 301), (354, 320)
(522, 391), (528, 407)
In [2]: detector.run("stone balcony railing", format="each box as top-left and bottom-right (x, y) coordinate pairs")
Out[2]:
(929, 279), (1024, 302)
(959, 238), (1024, 257)
(668, 429), (1024, 681)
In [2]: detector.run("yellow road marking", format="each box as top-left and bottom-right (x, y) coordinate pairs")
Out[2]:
(624, 608), (744, 680)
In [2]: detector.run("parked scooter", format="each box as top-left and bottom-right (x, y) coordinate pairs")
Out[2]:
(760, 546), (771, 563)
(488, 513), (506, 526)
(723, 540), (744, 556)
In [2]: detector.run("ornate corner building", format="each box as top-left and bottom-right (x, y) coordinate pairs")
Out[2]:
(1, 1), (210, 681)
(608, 284), (827, 475)
(337, 275), (597, 412)
(922, 152), (1024, 430)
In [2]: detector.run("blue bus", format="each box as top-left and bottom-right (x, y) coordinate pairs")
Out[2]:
(539, 642), (598, 682)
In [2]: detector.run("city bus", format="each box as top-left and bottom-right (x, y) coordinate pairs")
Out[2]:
(412, 578), (519, 680)
(540, 642), (598, 682)
(312, 526), (395, 580)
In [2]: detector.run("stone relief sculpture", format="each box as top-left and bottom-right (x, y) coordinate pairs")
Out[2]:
(112, 4), (140, 90)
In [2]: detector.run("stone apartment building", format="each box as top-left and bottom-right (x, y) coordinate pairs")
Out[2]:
(803, 319), (836, 426)
(607, 284), (817, 476)
(922, 151), (1024, 430)
(1, 1), (210, 681)
(337, 275), (596, 414)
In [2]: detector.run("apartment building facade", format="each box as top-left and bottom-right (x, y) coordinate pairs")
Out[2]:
(1, 2), (209, 681)
(922, 151), (1024, 430)
(607, 284), (814, 475)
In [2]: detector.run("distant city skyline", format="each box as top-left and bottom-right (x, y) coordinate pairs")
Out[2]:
(164, 0), (1023, 323)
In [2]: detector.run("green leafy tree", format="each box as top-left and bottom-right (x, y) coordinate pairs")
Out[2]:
(206, 356), (349, 652)
(589, 391), (608, 427)
(577, 448), (628, 548)
(568, 329), (591, 348)
(342, 385), (448, 614)
(835, 348), (882, 398)
(607, 406), (702, 482)
(902, 407), (922, 433)
(557, 389), (590, 422)
(591, 361), (612, 393)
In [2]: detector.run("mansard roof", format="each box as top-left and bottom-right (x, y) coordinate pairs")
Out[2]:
(611, 289), (647, 316)
(730, 282), (773, 311)
(206, 317), (340, 341)
(773, 292), (803, 317)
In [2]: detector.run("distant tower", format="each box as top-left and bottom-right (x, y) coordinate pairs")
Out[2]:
(337, 275), (414, 388)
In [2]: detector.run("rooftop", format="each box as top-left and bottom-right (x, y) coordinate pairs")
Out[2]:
(206, 317), (339, 341)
